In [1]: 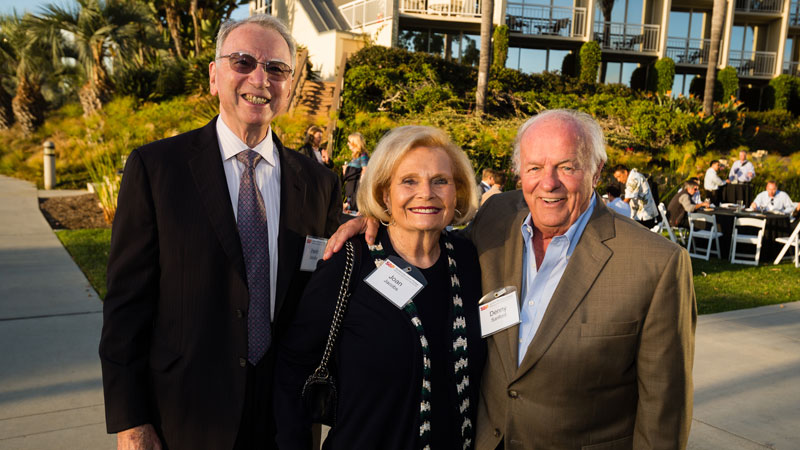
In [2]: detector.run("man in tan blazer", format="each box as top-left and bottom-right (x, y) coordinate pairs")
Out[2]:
(324, 109), (696, 449)
(466, 110), (696, 449)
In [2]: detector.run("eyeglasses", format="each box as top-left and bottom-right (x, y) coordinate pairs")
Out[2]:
(217, 52), (293, 81)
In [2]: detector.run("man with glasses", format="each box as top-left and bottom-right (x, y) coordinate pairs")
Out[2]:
(99, 15), (341, 450)
(751, 181), (797, 214)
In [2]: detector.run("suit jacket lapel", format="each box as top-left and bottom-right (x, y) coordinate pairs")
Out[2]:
(493, 195), (530, 380)
(512, 195), (615, 383)
(187, 118), (247, 299)
(274, 136), (306, 319)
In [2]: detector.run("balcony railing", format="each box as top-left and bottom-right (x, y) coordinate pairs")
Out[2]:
(505, 3), (586, 38)
(790, 1), (800, 25)
(665, 38), (711, 65)
(734, 0), (783, 14)
(399, 0), (482, 17)
(783, 61), (800, 76)
(728, 50), (776, 77)
(593, 22), (660, 53)
(340, 0), (392, 28)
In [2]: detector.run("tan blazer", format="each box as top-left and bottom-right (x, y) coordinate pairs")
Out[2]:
(466, 191), (696, 450)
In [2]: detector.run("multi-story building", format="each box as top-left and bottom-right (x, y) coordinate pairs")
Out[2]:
(251, 0), (800, 101)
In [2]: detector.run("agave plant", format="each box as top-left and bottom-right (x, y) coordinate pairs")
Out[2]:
(29, 0), (157, 116)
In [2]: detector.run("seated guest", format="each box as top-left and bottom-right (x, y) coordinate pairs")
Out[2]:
(605, 184), (631, 217)
(687, 177), (702, 204)
(481, 170), (505, 205)
(612, 164), (659, 229)
(704, 160), (727, 204)
(751, 181), (797, 214)
(300, 125), (333, 169)
(274, 125), (486, 449)
(668, 180), (710, 228)
(728, 150), (755, 183)
(478, 168), (496, 194)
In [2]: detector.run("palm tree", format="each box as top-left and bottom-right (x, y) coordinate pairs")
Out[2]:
(475, 0), (494, 115)
(703, 0), (726, 115)
(1, 13), (51, 135)
(30, 0), (155, 115)
(597, 0), (615, 83)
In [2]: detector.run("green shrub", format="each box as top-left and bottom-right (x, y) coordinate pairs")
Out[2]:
(579, 41), (601, 84)
(630, 66), (647, 91)
(766, 74), (800, 113)
(718, 67), (739, 101)
(653, 58), (675, 95)
(689, 74), (723, 102)
(492, 25), (509, 69)
(560, 51), (578, 77)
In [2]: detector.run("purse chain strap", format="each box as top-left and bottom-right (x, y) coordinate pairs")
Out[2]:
(312, 240), (355, 378)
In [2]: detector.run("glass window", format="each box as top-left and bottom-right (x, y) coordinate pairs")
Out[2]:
(519, 48), (547, 73)
(461, 34), (480, 66)
(606, 62), (622, 83)
(507, 47), (521, 70)
(549, 50), (570, 72)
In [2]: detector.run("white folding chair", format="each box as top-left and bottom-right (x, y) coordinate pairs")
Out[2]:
(651, 202), (683, 245)
(687, 213), (723, 260)
(729, 217), (767, 265)
(773, 220), (800, 268)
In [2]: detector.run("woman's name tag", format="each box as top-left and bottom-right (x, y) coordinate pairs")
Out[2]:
(365, 256), (426, 308)
(478, 286), (521, 337)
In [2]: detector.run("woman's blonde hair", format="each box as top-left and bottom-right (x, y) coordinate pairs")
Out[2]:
(347, 132), (368, 157)
(357, 125), (479, 227)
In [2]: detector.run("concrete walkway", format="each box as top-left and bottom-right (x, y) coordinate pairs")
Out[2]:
(0, 175), (113, 449)
(0, 173), (798, 449)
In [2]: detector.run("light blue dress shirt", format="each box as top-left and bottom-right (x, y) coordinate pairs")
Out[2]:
(518, 194), (596, 365)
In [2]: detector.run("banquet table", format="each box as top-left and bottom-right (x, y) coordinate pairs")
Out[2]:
(694, 206), (793, 262)
(718, 183), (754, 206)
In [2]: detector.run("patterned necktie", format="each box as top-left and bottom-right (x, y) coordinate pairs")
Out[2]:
(236, 150), (271, 364)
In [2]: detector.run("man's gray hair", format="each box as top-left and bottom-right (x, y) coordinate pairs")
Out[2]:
(512, 109), (607, 174)
(215, 14), (297, 69)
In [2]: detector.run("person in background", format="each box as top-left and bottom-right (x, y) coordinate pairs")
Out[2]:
(480, 170), (505, 205)
(299, 125), (333, 169)
(751, 181), (797, 214)
(668, 180), (710, 228)
(274, 125), (485, 449)
(342, 132), (369, 213)
(728, 150), (755, 183)
(703, 160), (727, 205)
(612, 164), (659, 229)
(479, 168), (496, 194)
(605, 184), (631, 217)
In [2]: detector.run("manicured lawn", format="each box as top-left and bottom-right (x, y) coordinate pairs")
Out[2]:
(54, 228), (798, 313)
(692, 258), (799, 314)
(56, 229), (111, 300)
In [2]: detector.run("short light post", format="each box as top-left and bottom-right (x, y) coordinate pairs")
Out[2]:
(43, 140), (56, 190)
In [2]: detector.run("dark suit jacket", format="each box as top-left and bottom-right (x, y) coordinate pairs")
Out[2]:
(99, 117), (341, 450)
(466, 191), (696, 450)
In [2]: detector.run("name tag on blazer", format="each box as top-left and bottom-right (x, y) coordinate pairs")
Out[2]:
(300, 236), (328, 272)
(478, 286), (521, 337)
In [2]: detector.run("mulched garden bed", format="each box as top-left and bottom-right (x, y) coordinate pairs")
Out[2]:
(39, 193), (111, 230)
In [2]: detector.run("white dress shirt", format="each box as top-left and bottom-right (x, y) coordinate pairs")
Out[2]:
(607, 197), (632, 217)
(728, 160), (755, 182)
(704, 167), (726, 191)
(518, 194), (596, 365)
(752, 190), (796, 214)
(216, 118), (281, 319)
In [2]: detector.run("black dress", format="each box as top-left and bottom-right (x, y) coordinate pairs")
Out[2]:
(274, 227), (486, 449)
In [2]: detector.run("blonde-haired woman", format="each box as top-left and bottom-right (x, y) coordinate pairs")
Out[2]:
(275, 125), (485, 449)
(342, 132), (369, 212)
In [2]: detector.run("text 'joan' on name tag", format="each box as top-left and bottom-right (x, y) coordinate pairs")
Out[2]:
(365, 258), (425, 309)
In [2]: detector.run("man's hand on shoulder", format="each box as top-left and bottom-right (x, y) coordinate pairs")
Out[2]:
(117, 424), (162, 450)
(322, 216), (379, 260)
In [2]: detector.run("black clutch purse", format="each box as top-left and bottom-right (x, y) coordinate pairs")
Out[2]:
(301, 241), (355, 426)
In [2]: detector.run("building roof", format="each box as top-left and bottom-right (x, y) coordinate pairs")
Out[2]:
(299, 0), (350, 32)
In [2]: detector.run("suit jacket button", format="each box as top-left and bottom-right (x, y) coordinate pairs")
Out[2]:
(235, 309), (243, 318)
(494, 429), (501, 437)
(239, 358), (247, 367)
(508, 390), (519, 399)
